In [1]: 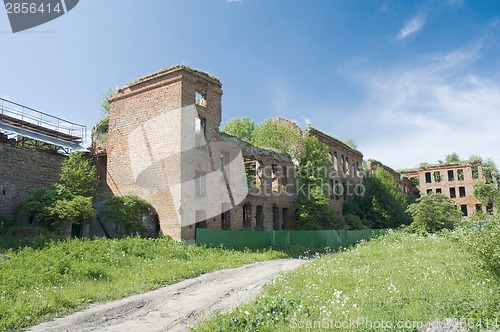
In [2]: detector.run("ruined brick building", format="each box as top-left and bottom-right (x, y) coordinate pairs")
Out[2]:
(400, 162), (488, 216)
(1, 65), (491, 240)
(100, 65), (375, 240)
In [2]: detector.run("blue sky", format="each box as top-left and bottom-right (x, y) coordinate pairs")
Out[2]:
(1, 0), (500, 169)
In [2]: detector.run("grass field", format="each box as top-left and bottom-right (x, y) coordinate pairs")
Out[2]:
(194, 231), (500, 331)
(0, 236), (287, 331)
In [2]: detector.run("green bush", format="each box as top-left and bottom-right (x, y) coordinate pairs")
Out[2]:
(101, 195), (151, 234)
(406, 193), (462, 234)
(452, 217), (500, 277)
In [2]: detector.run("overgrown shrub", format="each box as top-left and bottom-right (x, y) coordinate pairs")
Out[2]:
(101, 195), (151, 235)
(452, 217), (500, 277)
(406, 193), (462, 234)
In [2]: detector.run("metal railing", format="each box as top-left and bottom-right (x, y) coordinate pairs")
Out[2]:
(0, 98), (86, 142)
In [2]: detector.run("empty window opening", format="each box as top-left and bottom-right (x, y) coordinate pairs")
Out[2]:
(475, 204), (482, 213)
(195, 116), (206, 144)
(487, 203), (494, 214)
(436, 188), (442, 194)
(334, 180), (341, 200)
(346, 157), (350, 175)
(244, 158), (260, 188)
(460, 205), (468, 217)
(411, 177), (420, 187)
(425, 172), (432, 183)
(341, 155), (346, 173)
(271, 164), (280, 192)
(256, 205), (264, 231)
(282, 207), (289, 230)
(221, 203), (231, 230)
(449, 187), (456, 198)
(426, 189), (433, 194)
(195, 210), (207, 229)
(459, 186), (466, 198)
(272, 206), (280, 230)
(457, 169), (464, 181)
(433, 171), (441, 182)
(195, 91), (207, 107)
(330, 179), (335, 198)
(333, 152), (338, 171)
(448, 170), (454, 181)
(195, 170), (206, 198)
(472, 163), (479, 180)
(243, 204), (252, 229)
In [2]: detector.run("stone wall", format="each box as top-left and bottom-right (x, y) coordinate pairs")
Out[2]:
(0, 143), (65, 221)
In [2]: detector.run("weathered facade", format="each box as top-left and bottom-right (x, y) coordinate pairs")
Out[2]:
(304, 127), (364, 213)
(400, 162), (485, 216)
(105, 66), (296, 240)
(0, 141), (65, 221)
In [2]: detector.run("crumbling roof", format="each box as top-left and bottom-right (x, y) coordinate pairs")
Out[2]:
(122, 65), (221, 90)
(219, 132), (291, 162)
(303, 126), (363, 157)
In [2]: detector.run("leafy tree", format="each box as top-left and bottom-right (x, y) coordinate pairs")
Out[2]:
(295, 135), (345, 230)
(101, 195), (151, 234)
(48, 196), (96, 225)
(20, 152), (98, 229)
(406, 193), (462, 234)
(357, 168), (411, 228)
(251, 119), (303, 159)
(473, 181), (497, 206)
(444, 152), (461, 164)
(59, 152), (98, 197)
(221, 116), (255, 142)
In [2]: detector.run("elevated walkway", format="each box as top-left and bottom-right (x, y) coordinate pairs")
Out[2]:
(0, 98), (86, 152)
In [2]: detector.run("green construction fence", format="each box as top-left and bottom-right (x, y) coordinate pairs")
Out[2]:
(195, 228), (388, 250)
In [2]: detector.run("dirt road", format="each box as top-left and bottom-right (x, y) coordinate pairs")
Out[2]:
(27, 259), (305, 332)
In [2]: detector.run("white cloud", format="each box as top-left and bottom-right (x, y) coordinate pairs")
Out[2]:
(352, 44), (500, 169)
(397, 15), (425, 40)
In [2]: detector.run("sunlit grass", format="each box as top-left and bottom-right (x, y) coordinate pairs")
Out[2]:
(194, 231), (500, 331)
(0, 236), (287, 331)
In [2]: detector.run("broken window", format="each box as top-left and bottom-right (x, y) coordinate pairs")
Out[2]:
(221, 203), (231, 230)
(272, 206), (280, 230)
(447, 170), (454, 181)
(195, 170), (206, 198)
(460, 205), (468, 217)
(271, 164), (279, 192)
(433, 171), (441, 182)
(243, 204), (252, 229)
(334, 180), (341, 200)
(195, 91), (207, 107)
(256, 205), (264, 231)
(472, 163), (479, 180)
(459, 186), (466, 198)
(426, 189), (433, 194)
(475, 204), (482, 213)
(244, 158), (259, 188)
(449, 187), (456, 198)
(282, 207), (289, 230)
(487, 203), (493, 214)
(436, 188), (442, 194)
(457, 169), (464, 181)
(425, 172), (432, 183)
(195, 210), (207, 229)
(195, 116), (206, 145)
(411, 177), (420, 187)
